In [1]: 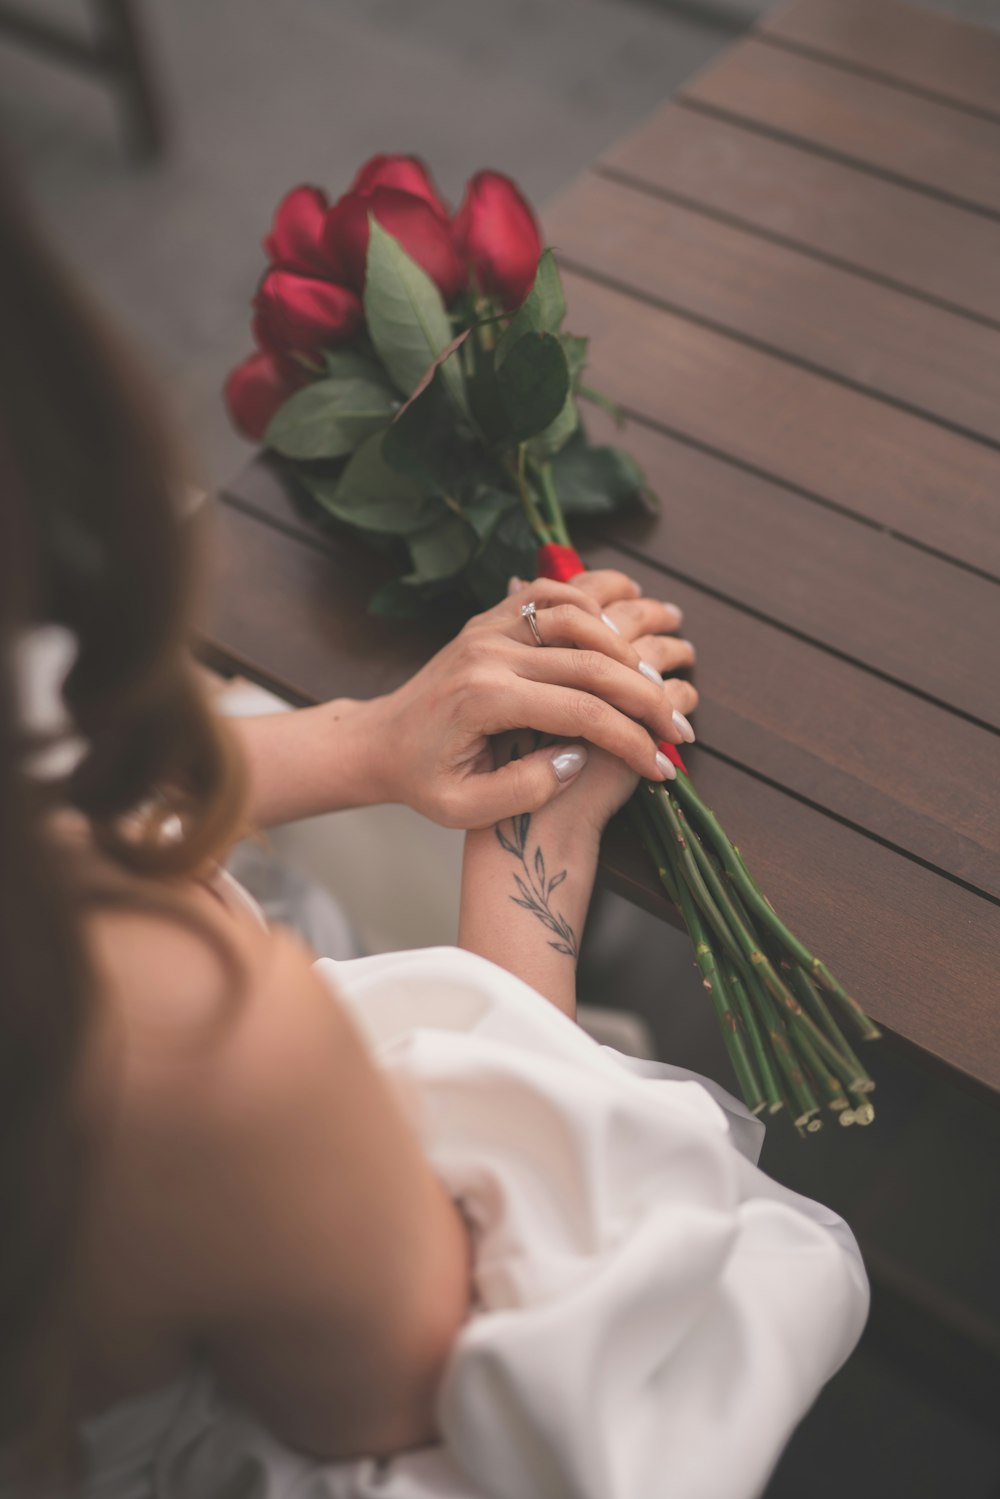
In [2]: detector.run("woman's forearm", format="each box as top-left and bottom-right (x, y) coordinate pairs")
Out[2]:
(231, 697), (392, 829)
(459, 806), (601, 1020)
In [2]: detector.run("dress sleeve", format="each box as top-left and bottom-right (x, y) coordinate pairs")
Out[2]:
(315, 946), (870, 1499)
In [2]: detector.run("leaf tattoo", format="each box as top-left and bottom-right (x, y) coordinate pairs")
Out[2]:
(495, 742), (578, 959)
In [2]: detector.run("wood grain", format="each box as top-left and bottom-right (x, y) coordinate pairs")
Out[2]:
(601, 106), (1000, 325)
(546, 172), (1000, 444)
(762, 0), (1000, 120)
(223, 447), (1000, 733)
(685, 38), (1000, 215)
(560, 268), (1000, 578)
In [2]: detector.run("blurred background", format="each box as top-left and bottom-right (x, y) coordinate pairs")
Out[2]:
(3, 1), (1000, 1495)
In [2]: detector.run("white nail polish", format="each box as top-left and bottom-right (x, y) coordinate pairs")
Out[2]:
(664, 602), (684, 626)
(552, 746), (588, 782)
(639, 660), (663, 684)
(654, 751), (677, 780)
(507, 575), (523, 596)
(601, 612), (621, 635)
(680, 639), (696, 663)
(672, 709), (695, 743)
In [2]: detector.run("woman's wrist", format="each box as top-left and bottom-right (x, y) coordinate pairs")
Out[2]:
(232, 695), (395, 828)
(459, 808), (602, 1019)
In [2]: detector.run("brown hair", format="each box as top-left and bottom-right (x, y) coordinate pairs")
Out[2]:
(0, 162), (246, 1481)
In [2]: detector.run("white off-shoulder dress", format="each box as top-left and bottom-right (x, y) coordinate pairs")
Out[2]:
(21, 945), (869, 1499)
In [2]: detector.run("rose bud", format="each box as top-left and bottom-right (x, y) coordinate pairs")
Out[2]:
(350, 153), (450, 221)
(252, 267), (364, 358)
(323, 186), (466, 305)
(263, 184), (336, 277)
(453, 169), (543, 309)
(224, 350), (307, 442)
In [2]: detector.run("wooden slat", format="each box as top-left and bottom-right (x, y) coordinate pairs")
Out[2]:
(224, 443), (1000, 735)
(685, 38), (1000, 215)
(214, 472), (1000, 894)
(587, 417), (1000, 732)
(762, 0), (1000, 121)
(202, 496), (449, 704)
(591, 543), (1000, 896)
(205, 482), (1000, 1091)
(547, 173), (1000, 444)
(600, 106), (1000, 325)
(602, 758), (1000, 1096)
(559, 268), (1000, 579)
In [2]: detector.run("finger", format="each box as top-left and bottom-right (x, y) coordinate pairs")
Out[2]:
(563, 569), (643, 608)
(496, 681), (682, 780)
(516, 603), (656, 677)
(485, 576), (604, 630)
(604, 596), (684, 640)
(516, 645), (684, 744)
(450, 742), (589, 829)
(633, 634), (696, 674)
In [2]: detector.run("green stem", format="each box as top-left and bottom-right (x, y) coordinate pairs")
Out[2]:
(672, 773), (881, 1043)
(532, 460), (573, 547)
(510, 446), (552, 545)
(785, 965), (875, 1096)
(634, 794), (768, 1113)
(720, 954), (783, 1115)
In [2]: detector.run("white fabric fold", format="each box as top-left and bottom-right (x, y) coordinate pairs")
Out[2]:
(62, 944), (867, 1499)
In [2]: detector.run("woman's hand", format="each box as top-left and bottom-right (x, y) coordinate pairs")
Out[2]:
(365, 571), (696, 829)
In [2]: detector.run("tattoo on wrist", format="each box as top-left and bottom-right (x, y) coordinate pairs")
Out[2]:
(495, 745), (578, 959)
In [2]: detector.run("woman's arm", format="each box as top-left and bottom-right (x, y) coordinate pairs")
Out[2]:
(458, 594), (699, 1016)
(227, 572), (694, 832)
(459, 762), (602, 1019)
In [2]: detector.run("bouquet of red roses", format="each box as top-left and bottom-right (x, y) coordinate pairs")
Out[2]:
(226, 154), (880, 1134)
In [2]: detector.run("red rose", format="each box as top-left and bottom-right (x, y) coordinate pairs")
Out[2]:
(453, 170), (543, 309)
(252, 267), (363, 358)
(323, 186), (465, 305)
(224, 350), (307, 442)
(263, 184), (335, 278)
(349, 153), (449, 220)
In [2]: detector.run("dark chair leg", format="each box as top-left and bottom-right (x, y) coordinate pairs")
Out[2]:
(88, 0), (166, 161)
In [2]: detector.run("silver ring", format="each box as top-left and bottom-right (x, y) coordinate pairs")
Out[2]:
(521, 600), (544, 646)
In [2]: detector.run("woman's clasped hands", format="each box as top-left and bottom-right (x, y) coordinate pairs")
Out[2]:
(364, 569), (699, 831)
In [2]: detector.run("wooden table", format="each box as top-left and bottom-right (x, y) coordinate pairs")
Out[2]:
(205, 0), (1000, 1103)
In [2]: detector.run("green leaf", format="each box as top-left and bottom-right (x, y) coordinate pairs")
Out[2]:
(368, 578), (429, 618)
(525, 332), (589, 458)
(495, 332), (570, 442)
(364, 219), (468, 416)
(561, 333), (589, 389)
(407, 512), (477, 581)
(381, 371), (459, 495)
(461, 485), (518, 545)
(306, 430), (441, 534)
(496, 249), (566, 360)
(466, 363), (511, 446)
(464, 502), (538, 608)
(264, 375), (398, 460)
(323, 347), (390, 382)
(550, 442), (653, 516)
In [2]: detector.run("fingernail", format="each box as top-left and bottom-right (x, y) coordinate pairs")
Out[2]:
(507, 575), (523, 596)
(664, 602), (684, 626)
(680, 638), (696, 662)
(552, 746), (588, 782)
(638, 660), (663, 684)
(601, 611), (621, 635)
(672, 709), (695, 743)
(628, 577), (642, 596)
(654, 751), (677, 780)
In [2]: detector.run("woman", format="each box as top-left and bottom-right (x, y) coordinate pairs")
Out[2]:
(0, 168), (866, 1499)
